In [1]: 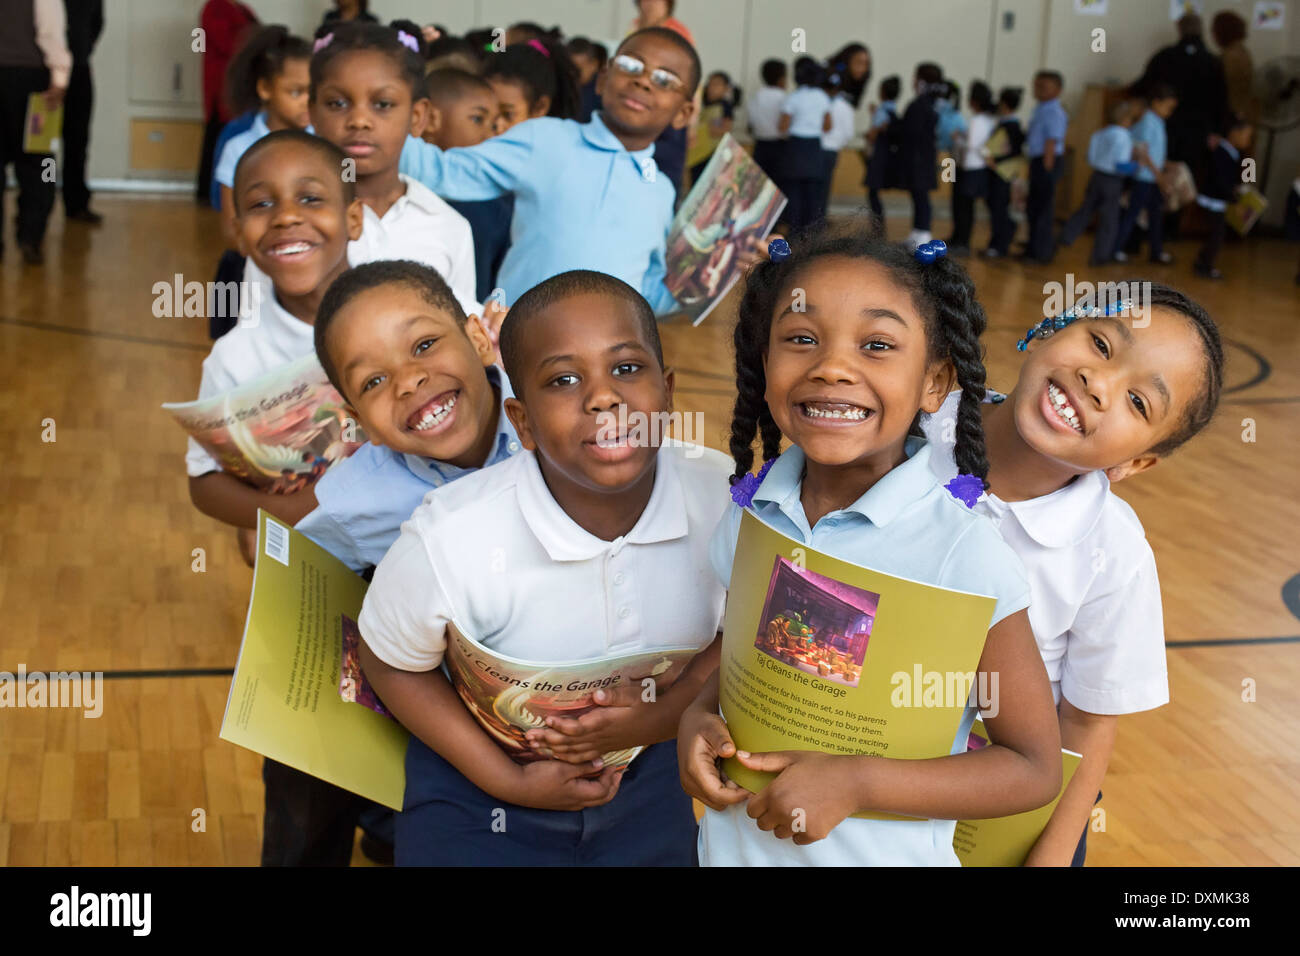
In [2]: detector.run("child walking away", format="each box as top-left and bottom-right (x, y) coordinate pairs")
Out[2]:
(679, 226), (1062, 865)
(1058, 99), (1139, 266)
(817, 72), (857, 222)
(309, 22), (481, 316)
(1023, 71), (1068, 264)
(982, 87), (1026, 258)
(749, 59), (788, 185)
(898, 63), (945, 249)
(778, 57), (832, 232)
(688, 71), (739, 186)
(1194, 114), (1253, 280)
(1114, 84), (1178, 265)
(949, 80), (997, 256)
(863, 75), (902, 222)
(398, 28), (703, 312)
(922, 285), (1224, 865)
(356, 270), (734, 865)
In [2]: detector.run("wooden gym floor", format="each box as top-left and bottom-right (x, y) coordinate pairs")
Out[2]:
(1, 194), (1297, 866)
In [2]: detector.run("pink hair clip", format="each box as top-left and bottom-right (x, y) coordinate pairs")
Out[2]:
(527, 38), (550, 57)
(396, 30), (420, 54)
(312, 32), (334, 54)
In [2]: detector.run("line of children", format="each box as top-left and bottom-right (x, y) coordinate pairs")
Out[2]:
(1058, 99), (1138, 266)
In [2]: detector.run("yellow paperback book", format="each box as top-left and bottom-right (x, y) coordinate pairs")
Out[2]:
(953, 719), (1083, 866)
(719, 510), (999, 821)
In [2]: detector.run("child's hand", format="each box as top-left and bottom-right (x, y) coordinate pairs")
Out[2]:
(678, 707), (750, 810)
(507, 758), (624, 811)
(523, 683), (652, 764)
(736, 750), (863, 844)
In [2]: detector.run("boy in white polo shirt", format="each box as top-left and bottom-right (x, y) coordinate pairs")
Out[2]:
(357, 269), (733, 865)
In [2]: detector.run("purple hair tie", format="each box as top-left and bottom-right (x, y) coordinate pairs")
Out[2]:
(945, 474), (984, 508)
(313, 32), (334, 54)
(396, 30), (420, 54)
(527, 38), (550, 57)
(731, 458), (776, 509)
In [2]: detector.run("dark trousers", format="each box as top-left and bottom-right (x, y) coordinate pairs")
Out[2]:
(782, 136), (824, 232)
(910, 187), (931, 231)
(396, 738), (697, 866)
(196, 108), (222, 203)
(867, 187), (884, 218)
(1060, 170), (1125, 264)
(1026, 155), (1064, 262)
(1195, 209), (1226, 271)
(817, 148), (838, 222)
(751, 138), (782, 180)
(209, 249), (245, 340)
(62, 60), (93, 214)
(1115, 180), (1166, 259)
(950, 167), (989, 248)
(261, 757), (393, 866)
(0, 65), (56, 247)
(986, 173), (1015, 254)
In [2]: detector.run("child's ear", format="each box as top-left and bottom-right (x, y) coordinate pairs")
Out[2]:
(421, 103), (442, 139)
(530, 95), (551, 118)
(670, 96), (697, 131)
(344, 197), (365, 241)
(1104, 454), (1159, 484)
(409, 97), (432, 138)
(921, 360), (957, 414)
(463, 313), (496, 367)
(662, 366), (676, 410)
(503, 396), (536, 452)
(255, 76), (272, 107)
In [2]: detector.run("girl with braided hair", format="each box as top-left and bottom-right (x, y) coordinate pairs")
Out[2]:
(678, 226), (1063, 866)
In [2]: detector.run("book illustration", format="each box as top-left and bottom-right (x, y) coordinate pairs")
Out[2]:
(664, 133), (786, 326)
(754, 556), (879, 690)
(444, 624), (698, 770)
(24, 93), (63, 153)
(340, 614), (392, 718)
(163, 353), (365, 489)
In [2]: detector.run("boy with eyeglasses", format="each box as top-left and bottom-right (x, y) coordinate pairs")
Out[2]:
(399, 27), (756, 314)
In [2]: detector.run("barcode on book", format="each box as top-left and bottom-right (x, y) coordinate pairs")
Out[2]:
(264, 519), (290, 566)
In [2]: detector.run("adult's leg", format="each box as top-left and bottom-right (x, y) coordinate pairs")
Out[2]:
(62, 60), (94, 214)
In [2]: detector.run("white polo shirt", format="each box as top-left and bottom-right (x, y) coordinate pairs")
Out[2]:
(184, 283), (316, 478)
(748, 86), (786, 141)
(358, 443), (733, 671)
(821, 94), (856, 152)
(921, 391), (1168, 715)
(348, 174), (481, 317)
(781, 87), (831, 139)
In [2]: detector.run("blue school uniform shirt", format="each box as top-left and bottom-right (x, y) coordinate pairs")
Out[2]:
(697, 437), (1031, 867)
(294, 365), (520, 573)
(210, 111), (257, 207)
(398, 113), (678, 314)
(781, 86), (832, 138)
(1087, 124), (1135, 175)
(870, 101), (897, 128)
(1026, 98), (1067, 158)
(1129, 109), (1167, 183)
(935, 100), (967, 153)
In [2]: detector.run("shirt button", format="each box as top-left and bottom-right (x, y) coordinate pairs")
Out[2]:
(508, 441), (519, 452)
(614, 572), (625, 585)
(618, 606), (631, 620)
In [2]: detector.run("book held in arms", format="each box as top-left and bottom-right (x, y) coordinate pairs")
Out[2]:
(163, 354), (364, 490)
(664, 132), (786, 326)
(718, 510), (999, 821)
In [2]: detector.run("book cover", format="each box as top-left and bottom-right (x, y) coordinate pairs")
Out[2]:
(1225, 187), (1268, 236)
(219, 512), (409, 810)
(719, 510), (999, 821)
(163, 354), (364, 490)
(953, 719), (1084, 866)
(24, 93), (63, 153)
(664, 133), (786, 326)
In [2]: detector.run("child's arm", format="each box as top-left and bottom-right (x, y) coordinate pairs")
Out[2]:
(1023, 698), (1116, 866)
(524, 633), (722, 763)
(778, 113), (792, 135)
(398, 124), (537, 203)
(188, 471), (319, 529)
(737, 609), (1062, 843)
(677, 667), (752, 810)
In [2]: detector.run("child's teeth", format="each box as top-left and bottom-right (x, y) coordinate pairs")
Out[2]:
(804, 404), (867, 420)
(412, 394), (457, 431)
(1047, 384), (1082, 432)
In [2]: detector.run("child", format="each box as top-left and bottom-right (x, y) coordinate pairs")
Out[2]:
(898, 63), (944, 248)
(1194, 114), (1253, 280)
(817, 72), (856, 222)
(778, 57), (832, 232)
(863, 75), (901, 221)
(423, 68), (512, 303)
(483, 38), (582, 133)
(688, 70), (738, 185)
(566, 36), (608, 123)
(983, 86), (1026, 258)
(309, 22), (481, 316)
(1058, 99), (1139, 266)
(949, 80), (997, 256)
(749, 59), (788, 182)
(922, 285), (1225, 865)
(679, 229), (1062, 865)
(186, 129), (364, 535)
(356, 269), (734, 865)
(259, 259), (524, 867)
(1023, 70), (1067, 264)
(397, 27), (700, 312)
(1114, 85), (1178, 265)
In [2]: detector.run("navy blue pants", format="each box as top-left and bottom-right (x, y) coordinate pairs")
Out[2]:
(1026, 155), (1064, 262)
(1114, 179), (1166, 260)
(396, 738), (698, 866)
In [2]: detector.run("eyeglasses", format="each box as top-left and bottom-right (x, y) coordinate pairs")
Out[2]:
(611, 54), (685, 93)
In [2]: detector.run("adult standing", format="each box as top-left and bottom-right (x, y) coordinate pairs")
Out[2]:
(1212, 10), (1258, 125)
(630, 0), (694, 192)
(317, 0), (379, 35)
(62, 0), (103, 225)
(0, 0), (71, 265)
(196, 0), (257, 206)
(1137, 14), (1228, 183)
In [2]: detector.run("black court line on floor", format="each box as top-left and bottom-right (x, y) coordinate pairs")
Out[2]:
(0, 315), (210, 352)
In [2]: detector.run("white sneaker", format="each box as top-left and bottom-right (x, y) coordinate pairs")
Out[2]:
(1112, 251), (1129, 263)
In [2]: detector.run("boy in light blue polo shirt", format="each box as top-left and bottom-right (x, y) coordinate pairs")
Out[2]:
(261, 259), (521, 868)
(1023, 71), (1068, 263)
(1058, 99), (1138, 266)
(1114, 85), (1178, 265)
(398, 28), (699, 313)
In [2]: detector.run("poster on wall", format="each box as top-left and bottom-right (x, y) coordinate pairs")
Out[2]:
(1252, 1), (1285, 30)
(1073, 0), (1107, 15)
(1169, 0), (1203, 21)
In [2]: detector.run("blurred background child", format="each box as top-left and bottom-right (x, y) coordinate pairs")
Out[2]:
(898, 62), (944, 248)
(949, 80), (996, 257)
(1194, 114), (1253, 280)
(982, 86), (1025, 259)
(687, 70), (738, 185)
(863, 74), (901, 222)
(1114, 84), (1178, 266)
(778, 56), (831, 231)
(1058, 99), (1138, 266)
(749, 59), (788, 186)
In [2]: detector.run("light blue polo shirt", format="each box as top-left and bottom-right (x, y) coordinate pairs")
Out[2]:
(781, 86), (832, 138)
(214, 111), (269, 190)
(1087, 124), (1134, 176)
(1129, 110), (1167, 183)
(399, 112), (678, 313)
(871, 101), (897, 128)
(295, 366), (520, 572)
(698, 437), (1031, 866)
(1026, 97), (1067, 158)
